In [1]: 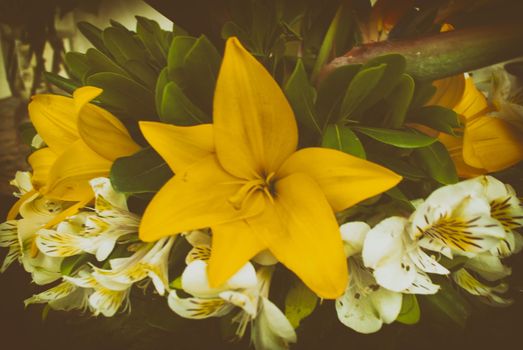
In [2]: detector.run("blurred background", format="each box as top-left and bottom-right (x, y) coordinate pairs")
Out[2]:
(1, 0), (523, 349)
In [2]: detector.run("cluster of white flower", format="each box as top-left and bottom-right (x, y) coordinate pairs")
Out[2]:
(1, 173), (521, 348)
(0, 174), (174, 317)
(336, 175), (523, 333)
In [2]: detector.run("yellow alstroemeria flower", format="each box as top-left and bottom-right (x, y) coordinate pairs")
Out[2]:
(21, 87), (140, 224)
(427, 74), (523, 177)
(138, 37), (401, 299)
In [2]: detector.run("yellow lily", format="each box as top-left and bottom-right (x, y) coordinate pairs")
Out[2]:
(19, 87), (140, 226)
(28, 86), (140, 201)
(427, 74), (523, 177)
(139, 37), (401, 299)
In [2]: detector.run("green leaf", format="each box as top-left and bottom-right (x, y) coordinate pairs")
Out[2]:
(348, 54), (407, 119)
(18, 122), (37, 147)
(316, 64), (361, 126)
(284, 59), (321, 136)
(413, 106), (460, 135)
(410, 80), (437, 111)
(43, 72), (80, 94)
(64, 52), (90, 82)
(420, 277), (471, 329)
(60, 254), (92, 276)
(155, 67), (170, 116)
(339, 64), (386, 121)
(397, 294), (420, 325)
(183, 35), (221, 114)
(110, 148), (173, 194)
(102, 27), (148, 66)
(136, 16), (175, 66)
(285, 280), (318, 329)
(383, 74), (415, 128)
(86, 72), (155, 119)
(385, 187), (415, 210)
(167, 36), (197, 83)
(311, 3), (355, 80)
(85, 48), (129, 78)
(160, 81), (209, 125)
(77, 22), (111, 56)
(414, 141), (459, 185)
(123, 59), (158, 90)
(354, 126), (437, 148)
(322, 124), (366, 158)
(373, 155), (427, 181)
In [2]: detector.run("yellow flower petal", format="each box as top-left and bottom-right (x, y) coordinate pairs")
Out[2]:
(45, 140), (112, 201)
(207, 220), (266, 288)
(427, 75), (465, 110)
(28, 147), (58, 194)
(139, 155), (265, 242)
(6, 190), (37, 220)
(43, 195), (93, 229)
(139, 121), (214, 173)
(454, 77), (489, 120)
(213, 37), (298, 179)
(249, 173), (348, 299)
(438, 133), (486, 178)
(278, 148), (402, 212)
(463, 116), (523, 172)
(28, 94), (79, 152)
(74, 87), (141, 161)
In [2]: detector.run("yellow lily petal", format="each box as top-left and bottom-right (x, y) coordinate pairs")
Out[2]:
(74, 87), (141, 161)
(438, 133), (486, 178)
(278, 148), (402, 212)
(139, 121), (214, 173)
(28, 147), (58, 194)
(213, 37), (298, 179)
(28, 94), (79, 152)
(45, 140), (112, 201)
(463, 116), (523, 172)
(250, 173), (348, 299)
(6, 190), (37, 220)
(43, 196), (93, 229)
(454, 77), (489, 120)
(208, 220), (266, 287)
(139, 155), (265, 242)
(427, 75), (465, 110)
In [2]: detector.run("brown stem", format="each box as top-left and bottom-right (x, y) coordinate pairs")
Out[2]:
(318, 22), (523, 83)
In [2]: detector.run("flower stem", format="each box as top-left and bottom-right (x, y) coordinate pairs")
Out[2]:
(318, 22), (523, 83)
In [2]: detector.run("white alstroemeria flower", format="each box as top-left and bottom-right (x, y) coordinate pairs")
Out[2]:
(64, 271), (130, 317)
(35, 178), (140, 261)
(0, 220), (21, 272)
(10, 171), (33, 197)
(487, 66), (523, 132)
(452, 268), (512, 306)
(471, 176), (523, 257)
(169, 235), (296, 350)
(92, 237), (175, 296)
(15, 195), (65, 284)
(24, 280), (90, 311)
(336, 222), (402, 334)
(362, 217), (448, 293)
(410, 179), (506, 258)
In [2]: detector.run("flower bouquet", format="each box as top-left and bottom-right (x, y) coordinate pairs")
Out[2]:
(2, 0), (523, 349)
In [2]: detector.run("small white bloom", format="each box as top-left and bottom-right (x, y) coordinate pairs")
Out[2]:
(362, 217), (447, 293)
(169, 237), (295, 350)
(35, 178), (140, 262)
(336, 222), (403, 334)
(92, 237), (176, 296)
(65, 271), (130, 317)
(452, 268), (512, 306)
(24, 280), (90, 312)
(410, 179), (506, 258)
